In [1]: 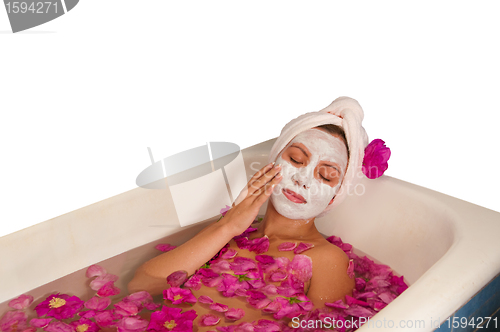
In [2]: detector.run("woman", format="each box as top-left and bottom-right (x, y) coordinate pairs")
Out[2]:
(128, 97), (370, 330)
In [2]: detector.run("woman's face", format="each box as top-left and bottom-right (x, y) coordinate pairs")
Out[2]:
(270, 128), (348, 220)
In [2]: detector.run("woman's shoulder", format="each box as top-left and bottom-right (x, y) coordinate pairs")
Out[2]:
(308, 237), (350, 265)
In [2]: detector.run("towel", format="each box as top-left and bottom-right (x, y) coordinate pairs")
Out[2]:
(268, 96), (369, 217)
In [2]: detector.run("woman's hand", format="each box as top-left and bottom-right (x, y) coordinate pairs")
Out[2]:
(221, 162), (282, 237)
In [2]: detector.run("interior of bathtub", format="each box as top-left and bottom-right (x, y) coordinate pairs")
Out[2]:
(1, 138), (500, 332)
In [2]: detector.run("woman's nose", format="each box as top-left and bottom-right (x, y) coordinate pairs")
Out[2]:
(292, 169), (312, 189)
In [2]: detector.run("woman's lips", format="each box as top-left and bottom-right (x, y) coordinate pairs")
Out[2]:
(282, 188), (307, 204)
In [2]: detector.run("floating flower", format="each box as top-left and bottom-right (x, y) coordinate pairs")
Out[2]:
(164, 287), (197, 305)
(147, 306), (197, 332)
(200, 314), (220, 326)
(34, 293), (84, 320)
(293, 242), (314, 254)
(86, 265), (107, 278)
(224, 308), (244, 321)
(166, 271), (188, 288)
(8, 295), (33, 310)
(70, 317), (100, 332)
(116, 316), (149, 332)
(155, 244), (177, 252)
(0, 311), (28, 332)
(277, 242), (296, 251)
(362, 139), (391, 179)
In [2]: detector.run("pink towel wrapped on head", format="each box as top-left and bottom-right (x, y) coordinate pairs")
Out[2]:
(268, 96), (369, 216)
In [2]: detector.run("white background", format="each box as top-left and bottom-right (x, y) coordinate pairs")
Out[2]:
(1, 1), (499, 238)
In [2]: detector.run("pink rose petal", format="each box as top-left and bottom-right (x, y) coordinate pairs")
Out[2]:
(209, 303), (228, 312)
(294, 242), (314, 254)
(198, 295), (214, 304)
(154, 243), (177, 252)
(224, 308), (244, 321)
(86, 265), (107, 278)
(201, 314), (220, 326)
(277, 242), (297, 251)
(347, 259), (355, 279)
(166, 270), (188, 287)
(8, 294), (34, 310)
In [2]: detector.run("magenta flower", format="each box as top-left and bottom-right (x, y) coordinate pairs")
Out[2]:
(362, 139), (391, 179)
(116, 316), (149, 332)
(147, 306), (197, 332)
(183, 271), (202, 291)
(70, 317), (100, 332)
(277, 242), (296, 251)
(44, 320), (75, 332)
(224, 308), (244, 321)
(34, 293), (84, 319)
(164, 287), (197, 305)
(200, 314), (220, 326)
(86, 265), (107, 278)
(0, 311), (28, 332)
(8, 295), (33, 310)
(155, 244), (177, 252)
(293, 242), (314, 254)
(166, 271), (188, 288)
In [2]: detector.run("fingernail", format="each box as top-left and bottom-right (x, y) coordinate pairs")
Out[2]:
(276, 164), (282, 169)
(276, 172), (283, 179)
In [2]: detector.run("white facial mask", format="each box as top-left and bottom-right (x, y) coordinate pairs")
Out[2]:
(270, 128), (348, 220)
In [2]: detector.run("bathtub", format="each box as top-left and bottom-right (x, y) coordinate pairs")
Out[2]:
(1, 138), (500, 331)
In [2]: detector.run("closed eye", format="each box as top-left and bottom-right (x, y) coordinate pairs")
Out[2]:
(320, 174), (331, 182)
(290, 157), (302, 165)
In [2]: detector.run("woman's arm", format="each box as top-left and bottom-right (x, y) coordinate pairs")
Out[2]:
(128, 162), (283, 296)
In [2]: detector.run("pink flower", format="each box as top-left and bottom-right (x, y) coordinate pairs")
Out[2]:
(70, 317), (100, 332)
(224, 308), (244, 321)
(200, 314), (221, 326)
(155, 244), (177, 252)
(116, 316), (149, 332)
(34, 293), (84, 319)
(293, 242), (314, 254)
(277, 242), (296, 251)
(147, 306), (197, 332)
(166, 271), (188, 288)
(94, 311), (116, 328)
(362, 139), (391, 179)
(44, 320), (75, 332)
(164, 287), (197, 305)
(86, 265), (107, 278)
(0, 311), (28, 332)
(8, 295), (33, 310)
(220, 205), (231, 216)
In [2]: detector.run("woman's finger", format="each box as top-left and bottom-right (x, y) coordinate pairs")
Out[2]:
(252, 171), (283, 206)
(248, 163), (282, 196)
(234, 162), (277, 206)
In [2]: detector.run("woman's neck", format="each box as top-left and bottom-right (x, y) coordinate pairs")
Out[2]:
(256, 201), (320, 241)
